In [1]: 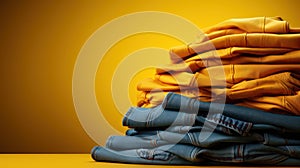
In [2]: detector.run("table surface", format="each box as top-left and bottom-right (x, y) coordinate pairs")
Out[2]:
(0, 154), (295, 168)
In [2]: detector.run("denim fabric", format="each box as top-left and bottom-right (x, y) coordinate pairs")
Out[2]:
(126, 126), (196, 136)
(92, 143), (300, 165)
(161, 92), (300, 133)
(127, 119), (250, 136)
(123, 107), (253, 136)
(123, 107), (196, 128)
(106, 132), (263, 150)
(92, 92), (300, 165)
(91, 145), (199, 165)
(106, 135), (170, 150)
(159, 131), (300, 147)
(124, 104), (297, 135)
(112, 129), (300, 150)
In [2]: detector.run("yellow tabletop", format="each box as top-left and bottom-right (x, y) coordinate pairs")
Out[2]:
(0, 154), (295, 168)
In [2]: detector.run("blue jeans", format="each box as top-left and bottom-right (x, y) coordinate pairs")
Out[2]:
(123, 107), (254, 136)
(161, 92), (300, 132)
(123, 92), (300, 134)
(92, 92), (300, 165)
(107, 129), (300, 150)
(92, 143), (300, 165)
(123, 106), (298, 136)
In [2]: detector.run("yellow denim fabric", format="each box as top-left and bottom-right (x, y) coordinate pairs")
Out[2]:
(158, 49), (298, 74)
(227, 72), (300, 99)
(136, 90), (201, 107)
(203, 29), (245, 42)
(185, 47), (294, 60)
(137, 72), (300, 101)
(170, 33), (300, 62)
(137, 72), (300, 115)
(153, 65), (300, 88)
(236, 91), (300, 115)
(170, 46), (293, 63)
(203, 16), (289, 34)
(137, 78), (184, 91)
(136, 17), (300, 115)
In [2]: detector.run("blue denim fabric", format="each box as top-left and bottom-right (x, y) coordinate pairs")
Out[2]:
(91, 145), (201, 165)
(264, 133), (300, 146)
(91, 92), (300, 165)
(92, 143), (300, 165)
(123, 107), (253, 136)
(106, 135), (170, 150)
(124, 105), (297, 135)
(127, 127), (300, 146)
(161, 92), (300, 133)
(126, 126), (195, 136)
(110, 130), (300, 150)
(123, 107), (196, 128)
(106, 133), (262, 150)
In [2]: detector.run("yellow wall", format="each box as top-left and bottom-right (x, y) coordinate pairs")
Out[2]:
(1, 0), (299, 153)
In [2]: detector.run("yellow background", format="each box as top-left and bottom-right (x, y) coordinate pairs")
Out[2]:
(1, 0), (300, 153)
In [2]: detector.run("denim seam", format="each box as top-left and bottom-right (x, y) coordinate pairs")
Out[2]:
(189, 114), (196, 126)
(146, 109), (155, 127)
(91, 147), (98, 160)
(188, 133), (196, 146)
(105, 136), (113, 149)
(123, 108), (134, 126)
(190, 147), (201, 162)
(285, 146), (296, 157)
(207, 114), (243, 135)
(237, 144), (244, 162)
(220, 115), (252, 136)
(263, 133), (269, 145)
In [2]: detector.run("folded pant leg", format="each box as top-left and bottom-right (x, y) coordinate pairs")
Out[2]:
(155, 64), (300, 88)
(180, 33), (300, 57)
(237, 91), (300, 115)
(181, 49), (300, 70)
(136, 89), (211, 108)
(137, 78), (181, 92)
(157, 131), (264, 148)
(122, 106), (197, 128)
(105, 135), (170, 151)
(203, 16), (289, 34)
(124, 105), (254, 136)
(227, 72), (300, 99)
(197, 64), (300, 85)
(162, 93), (300, 132)
(263, 133), (300, 146)
(91, 145), (198, 165)
(204, 29), (245, 41)
(171, 46), (292, 63)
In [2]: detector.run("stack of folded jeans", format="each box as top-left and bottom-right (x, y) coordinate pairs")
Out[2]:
(92, 92), (300, 165)
(136, 16), (300, 115)
(91, 17), (300, 165)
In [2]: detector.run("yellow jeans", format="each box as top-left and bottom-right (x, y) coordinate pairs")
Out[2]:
(135, 17), (300, 115)
(157, 49), (298, 74)
(201, 16), (300, 42)
(136, 72), (300, 115)
(170, 33), (300, 62)
(152, 64), (300, 88)
(203, 16), (290, 34)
